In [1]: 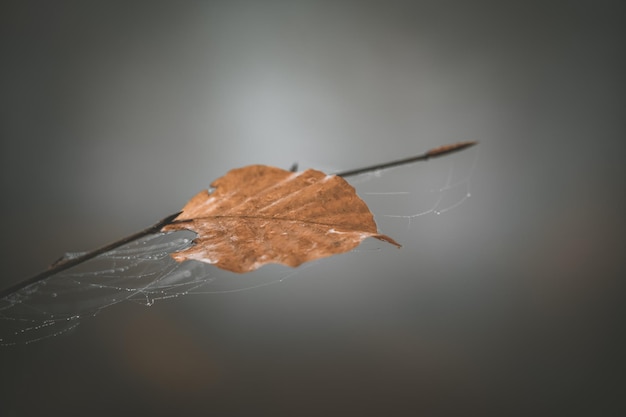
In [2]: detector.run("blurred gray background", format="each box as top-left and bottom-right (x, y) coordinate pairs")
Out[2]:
(1, 1), (624, 416)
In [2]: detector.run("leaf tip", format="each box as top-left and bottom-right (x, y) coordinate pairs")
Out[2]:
(375, 234), (402, 248)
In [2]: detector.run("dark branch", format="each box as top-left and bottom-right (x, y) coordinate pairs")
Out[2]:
(0, 141), (477, 299)
(336, 141), (477, 178)
(0, 212), (181, 300)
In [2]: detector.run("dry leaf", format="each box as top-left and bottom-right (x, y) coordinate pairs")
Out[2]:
(162, 165), (400, 273)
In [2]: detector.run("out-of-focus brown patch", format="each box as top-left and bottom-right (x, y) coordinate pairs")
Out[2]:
(113, 308), (219, 397)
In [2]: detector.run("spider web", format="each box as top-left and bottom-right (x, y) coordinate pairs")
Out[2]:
(0, 147), (477, 346)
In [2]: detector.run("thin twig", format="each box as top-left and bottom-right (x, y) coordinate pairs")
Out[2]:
(0, 212), (181, 300)
(0, 141), (477, 299)
(336, 141), (477, 177)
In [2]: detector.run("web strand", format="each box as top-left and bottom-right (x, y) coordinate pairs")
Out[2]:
(0, 142), (477, 345)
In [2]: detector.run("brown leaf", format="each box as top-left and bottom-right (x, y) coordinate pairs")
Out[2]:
(161, 165), (400, 273)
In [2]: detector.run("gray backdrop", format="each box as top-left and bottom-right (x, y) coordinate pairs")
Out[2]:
(1, 1), (624, 416)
